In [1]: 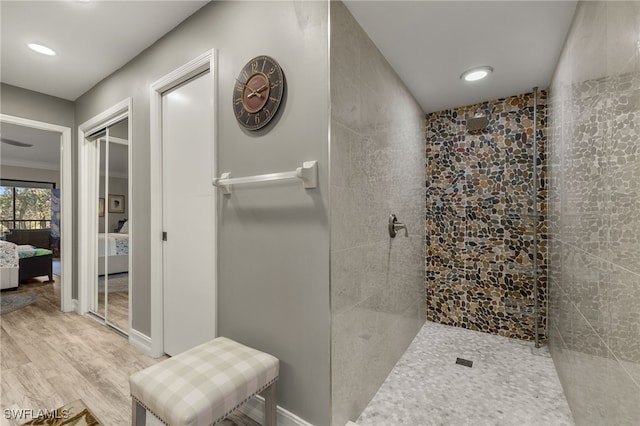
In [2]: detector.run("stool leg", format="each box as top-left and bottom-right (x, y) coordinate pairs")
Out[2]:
(132, 399), (146, 426)
(262, 382), (277, 426)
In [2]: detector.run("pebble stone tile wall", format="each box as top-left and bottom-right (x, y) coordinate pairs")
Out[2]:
(425, 92), (548, 342)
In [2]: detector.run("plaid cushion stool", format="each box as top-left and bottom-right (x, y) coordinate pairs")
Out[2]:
(129, 337), (279, 426)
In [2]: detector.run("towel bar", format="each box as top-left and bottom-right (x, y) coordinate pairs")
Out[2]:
(212, 160), (317, 195)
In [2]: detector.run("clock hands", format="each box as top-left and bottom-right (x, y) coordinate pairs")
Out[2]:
(236, 79), (267, 99)
(247, 84), (268, 99)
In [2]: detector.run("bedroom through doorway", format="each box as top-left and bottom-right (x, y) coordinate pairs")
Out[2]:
(0, 114), (73, 311)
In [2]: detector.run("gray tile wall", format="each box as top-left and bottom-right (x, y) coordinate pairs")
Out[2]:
(329, 2), (426, 425)
(548, 1), (640, 424)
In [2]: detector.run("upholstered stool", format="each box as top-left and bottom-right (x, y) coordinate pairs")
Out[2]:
(129, 337), (279, 426)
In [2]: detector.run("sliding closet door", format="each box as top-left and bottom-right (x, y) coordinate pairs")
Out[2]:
(162, 71), (216, 356)
(96, 138), (107, 320)
(90, 118), (129, 334)
(105, 125), (129, 332)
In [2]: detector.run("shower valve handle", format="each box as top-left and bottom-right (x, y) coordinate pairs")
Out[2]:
(389, 214), (408, 238)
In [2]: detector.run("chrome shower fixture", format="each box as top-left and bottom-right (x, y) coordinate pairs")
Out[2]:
(466, 112), (488, 132)
(389, 214), (408, 238)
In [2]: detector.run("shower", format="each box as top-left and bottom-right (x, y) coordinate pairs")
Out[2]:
(466, 112), (488, 132)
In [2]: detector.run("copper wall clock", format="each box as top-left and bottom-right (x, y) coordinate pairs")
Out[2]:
(233, 55), (285, 131)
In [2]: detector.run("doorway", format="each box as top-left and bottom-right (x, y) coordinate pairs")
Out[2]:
(150, 50), (217, 357)
(0, 114), (72, 311)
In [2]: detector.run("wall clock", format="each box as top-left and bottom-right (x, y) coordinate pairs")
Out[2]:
(233, 55), (285, 131)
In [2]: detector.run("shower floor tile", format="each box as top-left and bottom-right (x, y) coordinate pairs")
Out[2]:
(356, 321), (574, 426)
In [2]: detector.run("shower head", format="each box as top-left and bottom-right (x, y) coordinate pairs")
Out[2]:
(466, 113), (488, 132)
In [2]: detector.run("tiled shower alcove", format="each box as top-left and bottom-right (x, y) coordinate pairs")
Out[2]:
(425, 92), (548, 342)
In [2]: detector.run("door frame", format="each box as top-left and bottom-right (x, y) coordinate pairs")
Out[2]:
(149, 49), (218, 357)
(77, 99), (132, 332)
(0, 114), (73, 312)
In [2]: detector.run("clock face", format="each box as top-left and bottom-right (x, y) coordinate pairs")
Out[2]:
(233, 56), (285, 131)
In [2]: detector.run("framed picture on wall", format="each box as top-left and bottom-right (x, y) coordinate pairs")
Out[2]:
(99, 198), (105, 217)
(108, 194), (125, 213)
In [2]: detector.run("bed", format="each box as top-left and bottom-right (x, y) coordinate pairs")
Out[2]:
(3, 229), (54, 283)
(98, 232), (129, 275)
(0, 241), (19, 290)
(17, 246), (53, 282)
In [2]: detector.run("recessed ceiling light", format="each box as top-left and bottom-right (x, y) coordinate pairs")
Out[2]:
(460, 66), (493, 82)
(28, 43), (56, 56)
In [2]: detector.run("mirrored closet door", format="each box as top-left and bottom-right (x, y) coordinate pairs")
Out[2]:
(90, 118), (130, 334)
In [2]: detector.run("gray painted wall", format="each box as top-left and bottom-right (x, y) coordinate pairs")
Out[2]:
(74, 1), (330, 424)
(329, 2), (426, 424)
(548, 1), (640, 424)
(1, 83), (75, 128)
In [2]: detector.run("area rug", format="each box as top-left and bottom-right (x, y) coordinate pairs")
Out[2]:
(20, 399), (102, 425)
(97, 273), (128, 293)
(0, 293), (38, 315)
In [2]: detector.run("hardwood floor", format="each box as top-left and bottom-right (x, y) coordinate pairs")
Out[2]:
(1, 276), (260, 426)
(1, 277), (160, 425)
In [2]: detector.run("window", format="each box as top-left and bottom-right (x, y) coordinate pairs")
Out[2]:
(0, 179), (55, 234)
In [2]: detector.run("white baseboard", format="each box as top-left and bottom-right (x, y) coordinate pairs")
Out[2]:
(238, 394), (313, 426)
(129, 328), (152, 355)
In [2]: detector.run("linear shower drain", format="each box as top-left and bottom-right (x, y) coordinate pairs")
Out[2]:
(455, 357), (473, 368)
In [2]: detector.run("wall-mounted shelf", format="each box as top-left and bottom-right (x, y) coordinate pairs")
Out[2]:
(212, 160), (318, 195)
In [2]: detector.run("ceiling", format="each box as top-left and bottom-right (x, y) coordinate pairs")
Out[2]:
(1, 123), (61, 171)
(344, 1), (577, 113)
(1, 0), (209, 101)
(0, 1), (577, 165)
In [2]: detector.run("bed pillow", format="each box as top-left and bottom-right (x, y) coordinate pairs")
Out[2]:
(119, 220), (129, 233)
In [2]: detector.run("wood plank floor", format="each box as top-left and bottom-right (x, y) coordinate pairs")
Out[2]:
(1, 277), (160, 425)
(1, 276), (259, 426)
